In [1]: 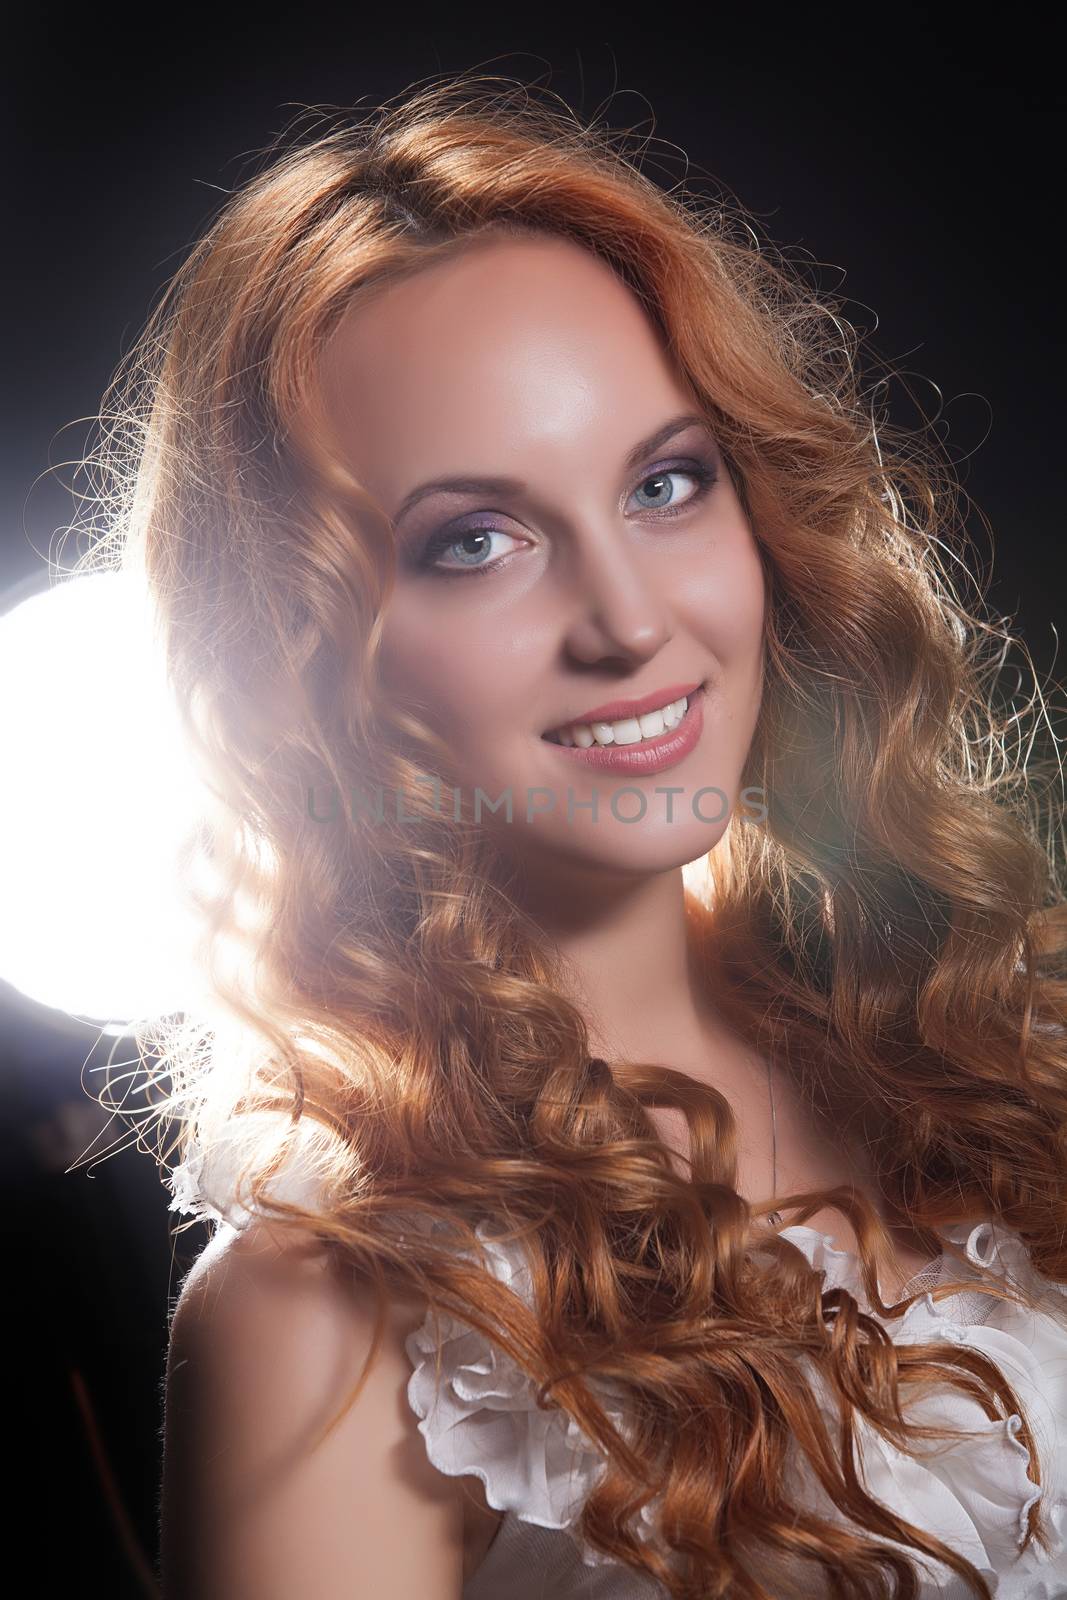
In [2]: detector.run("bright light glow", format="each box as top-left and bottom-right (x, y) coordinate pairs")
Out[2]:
(0, 570), (213, 1025)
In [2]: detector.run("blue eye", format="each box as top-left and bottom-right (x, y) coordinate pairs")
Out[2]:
(417, 523), (522, 578)
(415, 460), (719, 580)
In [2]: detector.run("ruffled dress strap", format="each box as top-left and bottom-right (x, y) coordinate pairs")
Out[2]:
(404, 1220), (668, 1594)
(165, 1110), (342, 1231)
(773, 1219), (1067, 1595)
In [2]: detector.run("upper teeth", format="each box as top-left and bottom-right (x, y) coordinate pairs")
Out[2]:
(551, 694), (691, 748)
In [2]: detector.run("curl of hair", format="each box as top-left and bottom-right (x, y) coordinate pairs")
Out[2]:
(70, 70), (1067, 1600)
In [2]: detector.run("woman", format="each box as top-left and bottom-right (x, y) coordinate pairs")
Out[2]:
(86, 74), (1067, 1598)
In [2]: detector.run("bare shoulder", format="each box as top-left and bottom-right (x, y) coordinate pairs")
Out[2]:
(161, 1217), (465, 1600)
(173, 1215), (429, 1335)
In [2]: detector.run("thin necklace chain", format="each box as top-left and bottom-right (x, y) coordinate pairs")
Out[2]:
(767, 1057), (783, 1228)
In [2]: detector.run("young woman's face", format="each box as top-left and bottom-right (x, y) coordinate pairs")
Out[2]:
(322, 232), (766, 879)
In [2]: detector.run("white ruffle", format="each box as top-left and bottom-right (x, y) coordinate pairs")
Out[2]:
(774, 1219), (1067, 1596)
(406, 1217), (1067, 1596)
(166, 1112), (339, 1231)
(405, 1219), (662, 1574)
(167, 1133), (1067, 1594)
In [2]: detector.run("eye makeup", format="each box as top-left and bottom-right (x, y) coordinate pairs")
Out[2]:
(411, 455), (720, 580)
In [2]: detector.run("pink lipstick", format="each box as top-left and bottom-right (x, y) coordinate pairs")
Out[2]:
(542, 684), (707, 776)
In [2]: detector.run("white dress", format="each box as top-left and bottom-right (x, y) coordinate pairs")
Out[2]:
(168, 1124), (1067, 1599)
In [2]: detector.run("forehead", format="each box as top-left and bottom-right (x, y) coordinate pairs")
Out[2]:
(320, 234), (693, 493)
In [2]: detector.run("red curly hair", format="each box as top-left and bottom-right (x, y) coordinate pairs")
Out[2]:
(77, 71), (1067, 1599)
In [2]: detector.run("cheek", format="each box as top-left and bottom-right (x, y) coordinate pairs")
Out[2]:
(683, 530), (766, 662)
(376, 600), (523, 750)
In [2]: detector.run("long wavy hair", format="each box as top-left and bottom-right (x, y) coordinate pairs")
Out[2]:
(76, 72), (1067, 1599)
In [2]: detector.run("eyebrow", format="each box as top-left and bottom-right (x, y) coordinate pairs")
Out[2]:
(391, 412), (711, 524)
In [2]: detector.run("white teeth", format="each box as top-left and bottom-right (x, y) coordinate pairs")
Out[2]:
(551, 694), (690, 748)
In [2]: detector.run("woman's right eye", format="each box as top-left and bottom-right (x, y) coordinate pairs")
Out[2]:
(413, 460), (717, 579)
(416, 523), (526, 579)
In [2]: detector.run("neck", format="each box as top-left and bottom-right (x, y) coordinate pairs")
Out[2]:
(507, 855), (725, 1069)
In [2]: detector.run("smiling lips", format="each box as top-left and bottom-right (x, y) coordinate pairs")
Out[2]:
(543, 681), (704, 748)
(541, 683), (707, 776)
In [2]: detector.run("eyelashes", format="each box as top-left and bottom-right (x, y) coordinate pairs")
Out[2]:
(413, 458), (719, 580)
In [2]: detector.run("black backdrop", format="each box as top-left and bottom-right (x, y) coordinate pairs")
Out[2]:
(6, 13), (1064, 1593)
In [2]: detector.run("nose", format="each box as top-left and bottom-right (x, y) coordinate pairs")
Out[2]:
(560, 526), (674, 668)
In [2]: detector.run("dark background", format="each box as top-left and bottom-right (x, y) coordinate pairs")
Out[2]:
(6, 14), (1064, 1593)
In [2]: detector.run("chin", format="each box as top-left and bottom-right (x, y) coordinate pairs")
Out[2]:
(532, 818), (722, 872)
